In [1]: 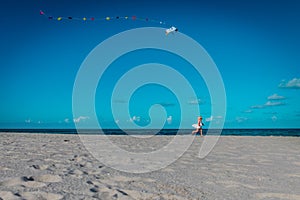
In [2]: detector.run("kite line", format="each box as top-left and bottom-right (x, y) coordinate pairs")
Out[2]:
(39, 10), (167, 25)
(39, 10), (178, 35)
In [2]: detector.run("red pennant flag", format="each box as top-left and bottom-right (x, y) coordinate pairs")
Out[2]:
(39, 10), (45, 15)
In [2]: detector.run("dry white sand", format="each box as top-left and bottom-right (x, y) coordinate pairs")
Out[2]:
(0, 133), (299, 200)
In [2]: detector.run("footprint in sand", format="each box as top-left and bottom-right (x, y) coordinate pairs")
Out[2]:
(34, 174), (62, 183)
(30, 164), (49, 170)
(86, 179), (132, 200)
(0, 174), (62, 188)
(0, 191), (18, 200)
(90, 186), (132, 200)
(19, 191), (63, 200)
(67, 169), (84, 178)
(0, 176), (46, 188)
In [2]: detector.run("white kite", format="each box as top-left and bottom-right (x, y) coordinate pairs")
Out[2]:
(165, 26), (178, 35)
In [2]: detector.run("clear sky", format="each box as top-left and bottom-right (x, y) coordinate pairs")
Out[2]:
(0, 0), (299, 129)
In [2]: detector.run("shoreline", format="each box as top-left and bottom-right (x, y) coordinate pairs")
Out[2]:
(0, 131), (300, 137)
(0, 128), (300, 137)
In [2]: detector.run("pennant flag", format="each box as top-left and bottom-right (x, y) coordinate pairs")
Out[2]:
(39, 11), (169, 27)
(39, 10), (177, 36)
(39, 10), (172, 31)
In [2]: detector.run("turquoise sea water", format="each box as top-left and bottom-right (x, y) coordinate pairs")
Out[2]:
(0, 129), (299, 136)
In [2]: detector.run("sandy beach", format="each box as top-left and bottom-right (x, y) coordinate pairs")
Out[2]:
(0, 133), (299, 200)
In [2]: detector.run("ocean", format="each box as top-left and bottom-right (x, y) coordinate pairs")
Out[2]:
(0, 129), (299, 136)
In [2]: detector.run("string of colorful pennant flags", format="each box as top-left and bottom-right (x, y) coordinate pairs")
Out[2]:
(40, 10), (178, 35)
(39, 10), (167, 26)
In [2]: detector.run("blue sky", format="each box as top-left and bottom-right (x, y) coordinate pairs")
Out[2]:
(0, 0), (299, 129)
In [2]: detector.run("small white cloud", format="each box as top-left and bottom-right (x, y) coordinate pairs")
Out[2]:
(25, 119), (31, 123)
(251, 98), (285, 110)
(279, 78), (300, 89)
(205, 116), (213, 122)
(236, 117), (248, 123)
(188, 99), (204, 105)
(204, 116), (222, 124)
(167, 116), (172, 124)
(73, 116), (89, 123)
(265, 101), (285, 107)
(251, 105), (265, 109)
(64, 118), (70, 123)
(243, 109), (253, 113)
(267, 93), (285, 100)
(130, 116), (140, 122)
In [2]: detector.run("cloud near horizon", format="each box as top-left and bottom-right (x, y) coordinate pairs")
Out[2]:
(24, 119), (43, 124)
(236, 117), (248, 123)
(25, 119), (32, 123)
(73, 116), (89, 123)
(130, 115), (141, 122)
(251, 105), (265, 109)
(265, 101), (285, 107)
(167, 116), (172, 124)
(251, 100), (285, 109)
(278, 78), (300, 89)
(188, 98), (204, 105)
(267, 93), (285, 100)
(205, 116), (222, 122)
